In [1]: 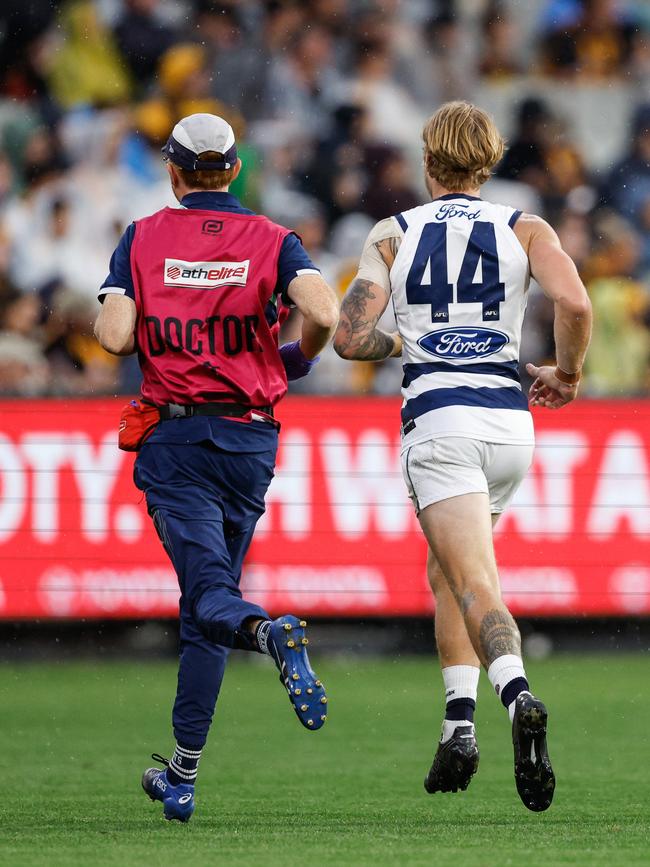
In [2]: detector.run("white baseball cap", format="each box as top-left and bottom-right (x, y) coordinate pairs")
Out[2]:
(162, 113), (237, 171)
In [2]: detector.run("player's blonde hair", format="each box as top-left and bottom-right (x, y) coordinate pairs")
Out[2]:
(422, 102), (505, 191)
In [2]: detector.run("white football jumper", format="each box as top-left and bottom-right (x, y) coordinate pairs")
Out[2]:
(390, 194), (534, 452)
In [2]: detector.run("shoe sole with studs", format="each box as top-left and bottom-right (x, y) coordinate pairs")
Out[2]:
(512, 694), (555, 812)
(269, 615), (327, 731)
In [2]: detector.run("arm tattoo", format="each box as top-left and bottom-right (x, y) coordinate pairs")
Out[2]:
(478, 608), (521, 665)
(334, 278), (395, 361)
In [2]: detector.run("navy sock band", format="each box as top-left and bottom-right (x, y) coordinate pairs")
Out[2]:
(501, 677), (529, 709)
(445, 697), (476, 722)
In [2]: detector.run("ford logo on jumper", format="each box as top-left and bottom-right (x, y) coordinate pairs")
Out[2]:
(418, 327), (509, 359)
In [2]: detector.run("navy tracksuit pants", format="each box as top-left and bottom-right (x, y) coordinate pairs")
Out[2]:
(134, 418), (277, 749)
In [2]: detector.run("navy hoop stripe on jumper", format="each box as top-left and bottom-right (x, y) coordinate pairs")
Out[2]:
(401, 385), (529, 423)
(401, 359), (521, 388)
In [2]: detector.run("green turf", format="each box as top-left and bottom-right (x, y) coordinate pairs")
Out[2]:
(2, 653), (648, 866)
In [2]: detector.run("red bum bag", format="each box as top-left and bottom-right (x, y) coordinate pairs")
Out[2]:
(118, 399), (160, 452)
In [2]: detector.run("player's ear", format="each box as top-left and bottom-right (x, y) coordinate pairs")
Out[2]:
(230, 158), (242, 182)
(166, 162), (180, 190)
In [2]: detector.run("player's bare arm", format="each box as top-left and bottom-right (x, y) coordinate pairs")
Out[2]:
(94, 294), (137, 356)
(515, 214), (592, 409)
(333, 219), (403, 360)
(334, 277), (401, 360)
(286, 272), (340, 359)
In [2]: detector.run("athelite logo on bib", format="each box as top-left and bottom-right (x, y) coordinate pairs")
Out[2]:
(418, 326), (509, 360)
(164, 258), (250, 289)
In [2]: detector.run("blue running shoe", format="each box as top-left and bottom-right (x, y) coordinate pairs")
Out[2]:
(268, 615), (328, 731)
(141, 754), (195, 822)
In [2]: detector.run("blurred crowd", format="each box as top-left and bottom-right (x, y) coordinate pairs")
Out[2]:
(0, 0), (649, 397)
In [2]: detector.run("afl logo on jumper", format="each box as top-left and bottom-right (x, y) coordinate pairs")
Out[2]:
(164, 258), (250, 289)
(418, 327), (509, 360)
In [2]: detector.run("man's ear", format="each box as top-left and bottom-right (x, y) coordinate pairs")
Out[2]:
(166, 162), (180, 190)
(230, 158), (242, 182)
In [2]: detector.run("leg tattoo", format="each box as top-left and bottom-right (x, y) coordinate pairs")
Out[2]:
(479, 609), (520, 665)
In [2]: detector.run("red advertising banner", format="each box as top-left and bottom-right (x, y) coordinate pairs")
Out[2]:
(0, 398), (648, 619)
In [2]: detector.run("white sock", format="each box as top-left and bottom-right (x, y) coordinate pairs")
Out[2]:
(441, 718), (475, 742)
(506, 693), (531, 722)
(487, 654), (529, 722)
(440, 665), (479, 743)
(442, 665), (480, 704)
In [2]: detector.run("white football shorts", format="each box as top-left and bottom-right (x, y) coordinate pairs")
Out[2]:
(401, 436), (534, 516)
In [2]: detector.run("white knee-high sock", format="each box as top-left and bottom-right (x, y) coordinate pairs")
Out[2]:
(487, 654), (530, 722)
(440, 664), (480, 742)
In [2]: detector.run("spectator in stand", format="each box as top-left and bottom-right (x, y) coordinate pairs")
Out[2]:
(497, 98), (593, 214)
(133, 43), (240, 146)
(0, 277), (49, 395)
(348, 35), (426, 152)
(638, 196), (650, 277)
(47, 0), (132, 108)
(113, 0), (178, 91)
(362, 148), (421, 221)
(301, 103), (368, 225)
(422, 10), (476, 104)
(0, 332), (50, 395)
(582, 212), (650, 395)
(542, 119), (593, 213)
(44, 287), (118, 395)
(540, 0), (643, 79)
(264, 25), (342, 137)
(0, 0), (56, 110)
(497, 98), (551, 191)
(602, 103), (650, 220)
(7, 191), (110, 300)
(198, 3), (268, 121)
(479, 2), (524, 79)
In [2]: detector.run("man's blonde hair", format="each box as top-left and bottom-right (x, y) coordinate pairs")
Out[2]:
(422, 101), (505, 191)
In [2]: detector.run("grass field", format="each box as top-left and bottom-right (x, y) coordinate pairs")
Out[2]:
(2, 653), (649, 866)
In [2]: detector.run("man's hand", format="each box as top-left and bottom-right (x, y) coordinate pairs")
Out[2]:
(526, 363), (580, 409)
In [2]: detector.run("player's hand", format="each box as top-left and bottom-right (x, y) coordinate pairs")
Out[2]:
(526, 363), (579, 409)
(279, 340), (319, 380)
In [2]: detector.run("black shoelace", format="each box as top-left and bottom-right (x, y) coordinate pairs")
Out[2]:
(151, 752), (170, 767)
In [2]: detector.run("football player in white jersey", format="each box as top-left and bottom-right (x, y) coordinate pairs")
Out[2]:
(333, 102), (592, 812)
